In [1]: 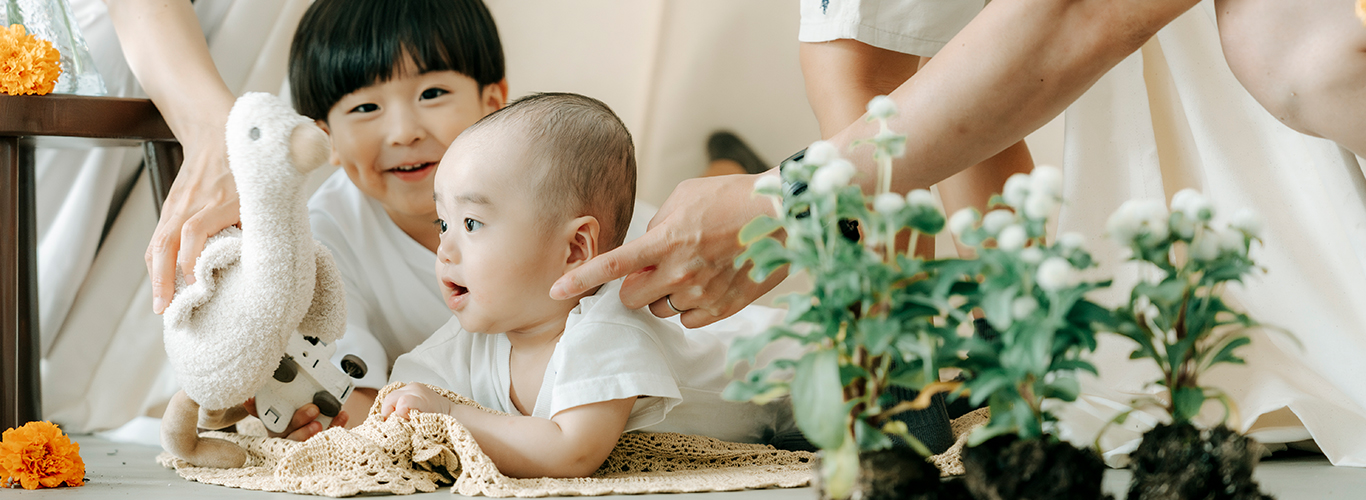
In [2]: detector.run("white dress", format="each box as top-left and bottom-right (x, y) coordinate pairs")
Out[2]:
(390, 280), (799, 444)
(1052, 1), (1366, 467)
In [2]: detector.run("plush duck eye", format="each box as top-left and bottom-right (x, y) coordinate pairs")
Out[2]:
(249, 127), (260, 140)
(464, 218), (483, 232)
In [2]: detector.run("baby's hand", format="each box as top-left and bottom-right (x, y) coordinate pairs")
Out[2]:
(243, 398), (348, 441)
(380, 384), (454, 420)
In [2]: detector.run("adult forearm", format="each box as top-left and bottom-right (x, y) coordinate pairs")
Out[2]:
(105, 0), (235, 139)
(831, 0), (1200, 193)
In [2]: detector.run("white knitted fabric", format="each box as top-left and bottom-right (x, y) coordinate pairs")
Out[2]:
(162, 92), (344, 411)
(158, 383), (988, 496)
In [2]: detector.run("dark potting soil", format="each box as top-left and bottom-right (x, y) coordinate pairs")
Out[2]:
(962, 435), (1110, 500)
(813, 447), (958, 500)
(1127, 422), (1273, 500)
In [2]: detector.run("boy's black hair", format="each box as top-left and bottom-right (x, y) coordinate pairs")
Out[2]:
(289, 0), (505, 121)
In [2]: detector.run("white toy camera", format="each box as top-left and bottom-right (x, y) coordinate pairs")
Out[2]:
(255, 334), (367, 434)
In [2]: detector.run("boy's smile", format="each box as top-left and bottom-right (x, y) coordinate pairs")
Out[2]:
(318, 58), (505, 251)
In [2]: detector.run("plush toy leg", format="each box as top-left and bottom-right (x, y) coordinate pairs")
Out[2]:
(162, 390), (248, 468)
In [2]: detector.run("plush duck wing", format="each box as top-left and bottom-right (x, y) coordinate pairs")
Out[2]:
(297, 241), (346, 345)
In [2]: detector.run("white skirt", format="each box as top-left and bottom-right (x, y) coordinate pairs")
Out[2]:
(1051, 1), (1366, 467)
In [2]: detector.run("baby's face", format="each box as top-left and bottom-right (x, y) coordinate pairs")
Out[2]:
(319, 58), (503, 226)
(433, 130), (578, 334)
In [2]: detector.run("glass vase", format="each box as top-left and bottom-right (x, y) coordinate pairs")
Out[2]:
(3, 0), (106, 96)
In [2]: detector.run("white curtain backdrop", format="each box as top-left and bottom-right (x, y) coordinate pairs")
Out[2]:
(41, 0), (1062, 437)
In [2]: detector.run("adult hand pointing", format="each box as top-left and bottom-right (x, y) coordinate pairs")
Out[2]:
(550, 172), (787, 328)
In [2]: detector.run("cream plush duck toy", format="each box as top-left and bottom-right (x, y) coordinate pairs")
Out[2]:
(160, 92), (345, 468)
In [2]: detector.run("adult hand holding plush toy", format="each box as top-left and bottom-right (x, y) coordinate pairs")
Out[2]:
(159, 93), (352, 468)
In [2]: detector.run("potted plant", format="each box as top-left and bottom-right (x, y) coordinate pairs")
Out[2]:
(1103, 190), (1278, 500)
(726, 97), (974, 500)
(944, 167), (1116, 500)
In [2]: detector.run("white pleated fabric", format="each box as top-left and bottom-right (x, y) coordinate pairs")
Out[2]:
(1052, 1), (1366, 467)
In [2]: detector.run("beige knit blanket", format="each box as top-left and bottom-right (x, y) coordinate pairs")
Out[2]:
(158, 383), (987, 497)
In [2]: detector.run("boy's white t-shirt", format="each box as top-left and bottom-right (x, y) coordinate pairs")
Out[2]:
(389, 280), (800, 444)
(309, 170), (450, 390)
(309, 169), (660, 390)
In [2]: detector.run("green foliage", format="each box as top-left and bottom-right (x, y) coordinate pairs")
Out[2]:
(1104, 193), (1277, 425)
(948, 187), (1115, 442)
(725, 117), (973, 468)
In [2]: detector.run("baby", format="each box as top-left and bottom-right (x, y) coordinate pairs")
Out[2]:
(381, 93), (799, 478)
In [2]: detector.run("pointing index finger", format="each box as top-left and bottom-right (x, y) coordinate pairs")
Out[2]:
(551, 231), (669, 300)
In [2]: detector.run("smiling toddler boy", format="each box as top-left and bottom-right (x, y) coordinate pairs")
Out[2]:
(382, 93), (801, 478)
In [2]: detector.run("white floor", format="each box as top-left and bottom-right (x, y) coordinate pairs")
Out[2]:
(15, 435), (1366, 498)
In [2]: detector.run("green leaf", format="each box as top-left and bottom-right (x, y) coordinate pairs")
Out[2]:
(1041, 375), (1080, 402)
(1204, 335), (1251, 369)
(727, 325), (802, 365)
(982, 285), (1019, 332)
(965, 370), (1011, 407)
(1172, 386), (1206, 423)
(854, 419), (894, 452)
(739, 215), (785, 245)
(721, 377), (789, 404)
(791, 350), (848, 451)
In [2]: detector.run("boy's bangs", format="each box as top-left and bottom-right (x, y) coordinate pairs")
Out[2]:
(290, 0), (505, 121)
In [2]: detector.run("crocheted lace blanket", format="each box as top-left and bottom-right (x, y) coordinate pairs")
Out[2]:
(158, 383), (987, 497)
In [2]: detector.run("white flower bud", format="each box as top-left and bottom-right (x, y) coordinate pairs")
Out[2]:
(1037, 257), (1076, 292)
(1171, 188), (1212, 221)
(1002, 173), (1032, 209)
(1231, 208), (1262, 239)
(1135, 295), (1161, 321)
(1217, 227), (1246, 256)
(1023, 192), (1058, 220)
(1029, 165), (1064, 197)
(873, 192), (906, 214)
(1012, 296), (1039, 319)
(811, 159), (855, 194)
(1190, 233), (1220, 262)
(866, 95), (898, 120)
(997, 224), (1027, 251)
(949, 208), (979, 236)
(906, 189), (936, 208)
(805, 140), (839, 166)
(1019, 247), (1044, 265)
(1057, 232), (1085, 251)
(981, 210), (1015, 236)
(753, 175), (781, 194)
(1106, 202), (1142, 245)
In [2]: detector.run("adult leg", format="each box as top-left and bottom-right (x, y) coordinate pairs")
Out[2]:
(1217, 0), (1366, 156)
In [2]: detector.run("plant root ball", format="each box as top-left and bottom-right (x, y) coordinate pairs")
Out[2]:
(813, 447), (947, 500)
(963, 435), (1111, 500)
(1127, 422), (1274, 500)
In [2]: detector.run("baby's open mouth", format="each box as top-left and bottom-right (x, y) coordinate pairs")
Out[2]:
(446, 280), (468, 296)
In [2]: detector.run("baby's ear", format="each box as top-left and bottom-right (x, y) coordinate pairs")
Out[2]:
(564, 216), (600, 269)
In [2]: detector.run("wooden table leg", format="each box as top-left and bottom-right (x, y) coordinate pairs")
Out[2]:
(143, 141), (182, 215)
(0, 136), (39, 432)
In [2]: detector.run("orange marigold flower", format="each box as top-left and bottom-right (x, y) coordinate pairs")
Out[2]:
(0, 421), (85, 490)
(0, 24), (63, 96)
